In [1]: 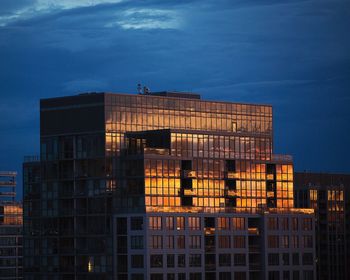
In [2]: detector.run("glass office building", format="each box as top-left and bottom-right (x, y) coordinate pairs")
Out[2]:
(24, 91), (315, 280)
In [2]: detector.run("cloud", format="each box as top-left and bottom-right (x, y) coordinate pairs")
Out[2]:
(106, 8), (182, 30)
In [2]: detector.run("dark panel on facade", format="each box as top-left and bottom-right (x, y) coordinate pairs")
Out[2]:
(40, 93), (105, 136)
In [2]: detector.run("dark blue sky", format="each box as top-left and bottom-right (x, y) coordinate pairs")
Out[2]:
(1, 0), (350, 199)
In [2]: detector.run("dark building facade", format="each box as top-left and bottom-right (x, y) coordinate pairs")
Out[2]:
(0, 171), (23, 280)
(294, 172), (350, 280)
(23, 91), (315, 280)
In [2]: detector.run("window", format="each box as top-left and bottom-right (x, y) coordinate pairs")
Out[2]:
(302, 218), (312, 231)
(233, 236), (245, 248)
(178, 273), (186, 280)
(268, 253), (279, 266)
(218, 217), (230, 230)
(234, 254), (246, 266)
(189, 254), (201, 267)
(189, 217), (201, 230)
(268, 271), (279, 280)
(282, 253), (289, 265)
(292, 218), (298, 231)
(167, 274), (175, 280)
(218, 236), (231, 249)
(131, 255), (144, 268)
(177, 217), (185, 230)
(131, 274), (144, 280)
(131, 217), (143, 230)
(303, 271), (313, 280)
(268, 217), (278, 230)
(292, 253), (299, 265)
(302, 236), (313, 248)
(131, 236), (143, 249)
(219, 254), (231, 266)
(149, 217), (162, 230)
(177, 235), (185, 249)
(234, 272), (246, 280)
(282, 271), (290, 280)
(302, 253), (313, 265)
(219, 272), (231, 280)
(167, 254), (175, 268)
(150, 255), (163, 268)
(281, 236), (289, 248)
(151, 274), (163, 280)
(232, 217), (245, 230)
(268, 236), (279, 248)
(165, 217), (174, 230)
(281, 218), (289, 230)
(291, 236), (299, 248)
(190, 273), (201, 280)
(150, 235), (163, 249)
(189, 235), (201, 249)
(178, 254), (186, 267)
(165, 235), (174, 249)
(292, 271), (299, 280)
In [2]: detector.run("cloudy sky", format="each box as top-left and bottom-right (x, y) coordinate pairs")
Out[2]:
(1, 0), (349, 198)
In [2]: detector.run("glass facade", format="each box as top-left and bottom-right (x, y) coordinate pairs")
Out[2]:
(23, 91), (315, 280)
(0, 171), (23, 280)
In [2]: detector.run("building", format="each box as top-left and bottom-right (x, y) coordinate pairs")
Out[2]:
(294, 172), (350, 280)
(0, 171), (23, 280)
(24, 91), (315, 280)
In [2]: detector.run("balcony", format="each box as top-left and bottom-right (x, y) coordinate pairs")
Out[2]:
(248, 227), (260, 235)
(225, 171), (239, 179)
(225, 189), (239, 197)
(267, 191), (275, 198)
(183, 189), (196, 196)
(182, 170), (196, 178)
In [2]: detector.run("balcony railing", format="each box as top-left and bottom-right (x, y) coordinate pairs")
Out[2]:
(225, 171), (239, 179)
(248, 227), (260, 235)
(183, 189), (196, 196)
(182, 170), (196, 178)
(225, 189), (239, 197)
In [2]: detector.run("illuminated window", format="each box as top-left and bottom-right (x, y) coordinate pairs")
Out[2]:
(218, 236), (231, 249)
(149, 216), (162, 230)
(150, 235), (163, 249)
(189, 217), (201, 230)
(218, 217), (230, 230)
(165, 217), (174, 230)
(232, 217), (245, 230)
(176, 217), (185, 230)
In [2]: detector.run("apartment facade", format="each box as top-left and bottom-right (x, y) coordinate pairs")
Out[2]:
(24, 91), (315, 280)
(294, 172), (350, 280)
(0, 171), (23, 280)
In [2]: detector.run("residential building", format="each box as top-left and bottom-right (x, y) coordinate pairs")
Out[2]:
(294, 172), (350, 280)
(24, 91), (315, 280)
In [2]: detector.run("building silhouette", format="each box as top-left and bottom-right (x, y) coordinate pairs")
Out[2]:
(24, 91), (315, 280)
(294, 172), (350, 280)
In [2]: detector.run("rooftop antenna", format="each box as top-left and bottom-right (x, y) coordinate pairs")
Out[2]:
(143, 86), (150, 94)
(137, 83), (142, 94)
